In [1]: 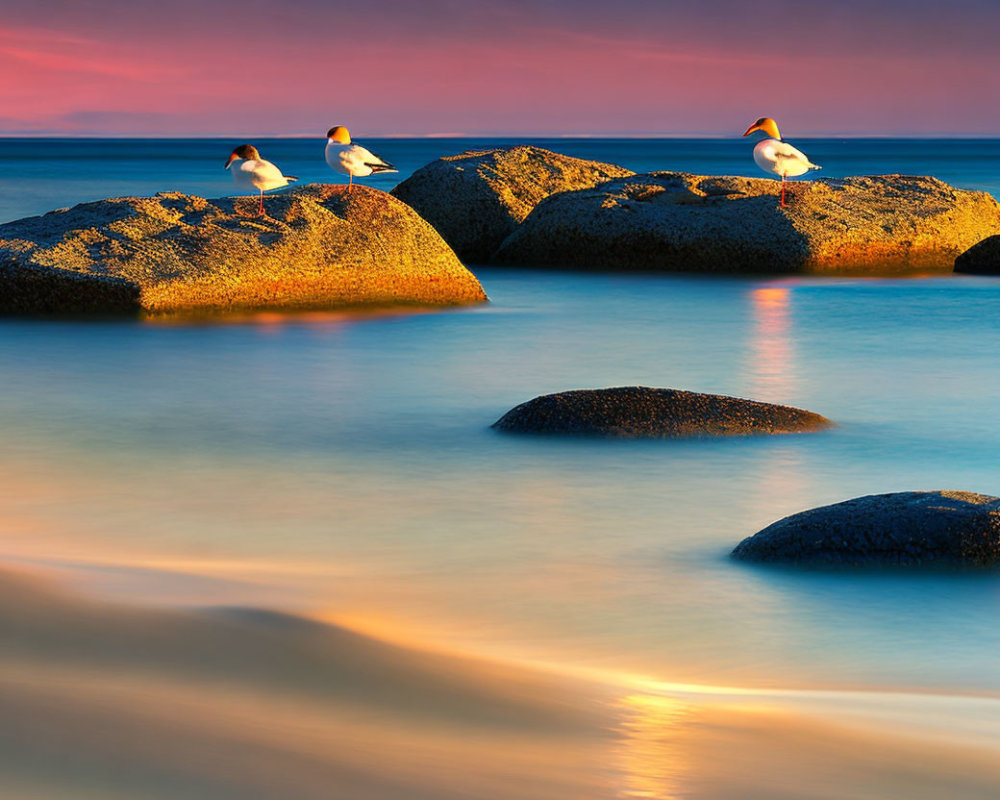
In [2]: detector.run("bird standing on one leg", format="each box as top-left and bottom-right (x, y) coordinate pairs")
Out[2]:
(324, 126), (397, 193)
(742, 118), (821, 207)
(224, 144), (297, 217)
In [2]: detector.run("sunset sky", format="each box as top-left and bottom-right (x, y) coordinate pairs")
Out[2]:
(2, 0), (998, 137)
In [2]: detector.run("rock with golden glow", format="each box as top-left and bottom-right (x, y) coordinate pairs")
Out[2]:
(732, 491), (1000, 567)
(955, 235), (1000, 274)
(391, 146), (634, 263)
(492, 172), (1000, 274)
(0, 185), (487, 316)
(492, 387), (831, 438)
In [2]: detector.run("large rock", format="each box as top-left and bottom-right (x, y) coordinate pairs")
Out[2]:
(955, 235), (1000, 274)
(391, 146), (633, 263)
(493, 172), (1000, 274)
(732, 491), (1000, 567)
(492, 387), (830, 438)
(0, 185), (487, 316)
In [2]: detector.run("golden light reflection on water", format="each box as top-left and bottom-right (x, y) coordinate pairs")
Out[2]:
(742, 284), (815, 527)
(746, 285), (794, 402)
(144, 305), (445, 328)
(616, 693), (693, 799)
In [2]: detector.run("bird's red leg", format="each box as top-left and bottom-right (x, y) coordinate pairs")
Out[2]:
(258, 190), (265, 217)
(780, 175), (787, 208)
(348, 174), (353, 194)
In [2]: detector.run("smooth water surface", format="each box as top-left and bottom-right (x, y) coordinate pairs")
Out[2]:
(3, 269), (1000, 693)
(2, 138), (1000, 797)
(1, 137), (999, 223)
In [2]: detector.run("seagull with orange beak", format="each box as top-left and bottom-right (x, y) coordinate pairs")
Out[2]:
(324, 126), (397, 192)
(224, 144), (298, 216)
(742, 118), (820, 207)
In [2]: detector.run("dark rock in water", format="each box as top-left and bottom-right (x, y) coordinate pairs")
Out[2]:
(0, 185), (487, 316)
(492, 387), (830, 438)
(732, 491), (1000, 567)
(955, 235), (1000, 274)
(391, 146), (633, 263)
(492, 172), (1000, 274)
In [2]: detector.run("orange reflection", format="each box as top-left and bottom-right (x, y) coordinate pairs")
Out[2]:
(747, 285), (793, 401)
(145, 305), (442, 330)
(616, 694), (693, 800)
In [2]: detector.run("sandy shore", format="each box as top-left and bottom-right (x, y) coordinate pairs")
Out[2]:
(1, 566), (998, 799)
(0, 567), (615, 800)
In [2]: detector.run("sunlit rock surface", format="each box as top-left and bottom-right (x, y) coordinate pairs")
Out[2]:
(391, 146), (633, 263)
(732, 491), (1000, 567)
(492, 387), (831, 438)
(955, 234), (1000, 274)
(492, 173), (1000, 274)
(0, 185), (487, 316)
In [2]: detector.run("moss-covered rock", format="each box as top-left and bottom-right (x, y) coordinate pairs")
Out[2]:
(391, 146), (633, 263)
(492, 387), (831, 438)
(955, 235), (1000, 274)
(493, 172), (1000, 274)
(0, 185), (487, 316)
(732, 491), (1000, 567)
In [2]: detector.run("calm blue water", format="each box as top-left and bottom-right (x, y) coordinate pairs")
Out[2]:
(1, 137), (999, 223)
(1, 139), (1000, 697)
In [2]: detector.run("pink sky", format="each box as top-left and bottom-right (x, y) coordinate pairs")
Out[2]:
(1, 0), (998, 136)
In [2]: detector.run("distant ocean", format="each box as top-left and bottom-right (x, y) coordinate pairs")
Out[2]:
(2, 137), (1000, 798)
(1, 136), (999, 223)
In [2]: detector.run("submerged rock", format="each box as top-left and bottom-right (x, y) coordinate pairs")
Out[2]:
(0, 185), (487, 316)
(492, 387), (830, 438)
(732, 491), (1000, 567)
(391, 146), (633, 263)
(492, 172), (1000, 274)
(955, 235), (1000, 274)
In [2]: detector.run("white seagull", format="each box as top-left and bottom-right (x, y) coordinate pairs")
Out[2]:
(324, 126), (396, 192)
(224, 144), (297, 216)
(742, 118), (821, 207)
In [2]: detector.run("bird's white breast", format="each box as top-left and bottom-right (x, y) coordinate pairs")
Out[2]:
(752, 138), (814, 178)
(325, 142), (374, 177)
(229, 159), (289, 192)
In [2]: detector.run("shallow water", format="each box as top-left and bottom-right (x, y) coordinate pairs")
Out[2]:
(4, 269), (1000, 691)
(1, 138), (1000, 797)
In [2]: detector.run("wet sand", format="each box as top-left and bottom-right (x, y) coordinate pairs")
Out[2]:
(0, 567), (615, 800)
(1, 566), (999, 799)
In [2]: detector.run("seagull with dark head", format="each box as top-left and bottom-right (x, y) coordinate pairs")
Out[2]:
(324, 126), (397, 193)
(224, 144), (298, 216)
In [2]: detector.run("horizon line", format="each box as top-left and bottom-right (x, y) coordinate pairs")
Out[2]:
(2, 132), (1000, 140)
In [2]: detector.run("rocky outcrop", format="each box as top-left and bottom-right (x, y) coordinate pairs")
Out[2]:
(492, 173), (1000, 274)
(732, 491), (1000, 567)
(492, 387), (831, 438)
(391, 146), (633, 263)
(0, 185), (487, 316)
(955, 235), (1000, 274)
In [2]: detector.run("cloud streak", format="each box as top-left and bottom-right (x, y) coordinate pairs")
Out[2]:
(1, 2), (998, 135)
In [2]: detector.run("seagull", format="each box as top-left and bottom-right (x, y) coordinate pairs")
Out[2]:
(324, 126), (397, 192)
(224, 144), (297, 216)
(742, 118), (820, 207)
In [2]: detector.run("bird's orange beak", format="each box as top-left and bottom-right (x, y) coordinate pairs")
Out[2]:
(224, 152), (238, 169)
(743, 118), (781, 139)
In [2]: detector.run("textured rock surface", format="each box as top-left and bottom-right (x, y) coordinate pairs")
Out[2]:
(732, 491), (1000, 567)
(391, 146), (633, 263)
(955, 235), (1000, 274)
(0, 185), (487, 316)
(492, 387), (830, 438)
(493, 172), (1000, 274)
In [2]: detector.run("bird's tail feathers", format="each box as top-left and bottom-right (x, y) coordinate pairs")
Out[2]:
(366, 162), (397, 174)
(285, 175), (299, 182)
(809, 163), (822, 171)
